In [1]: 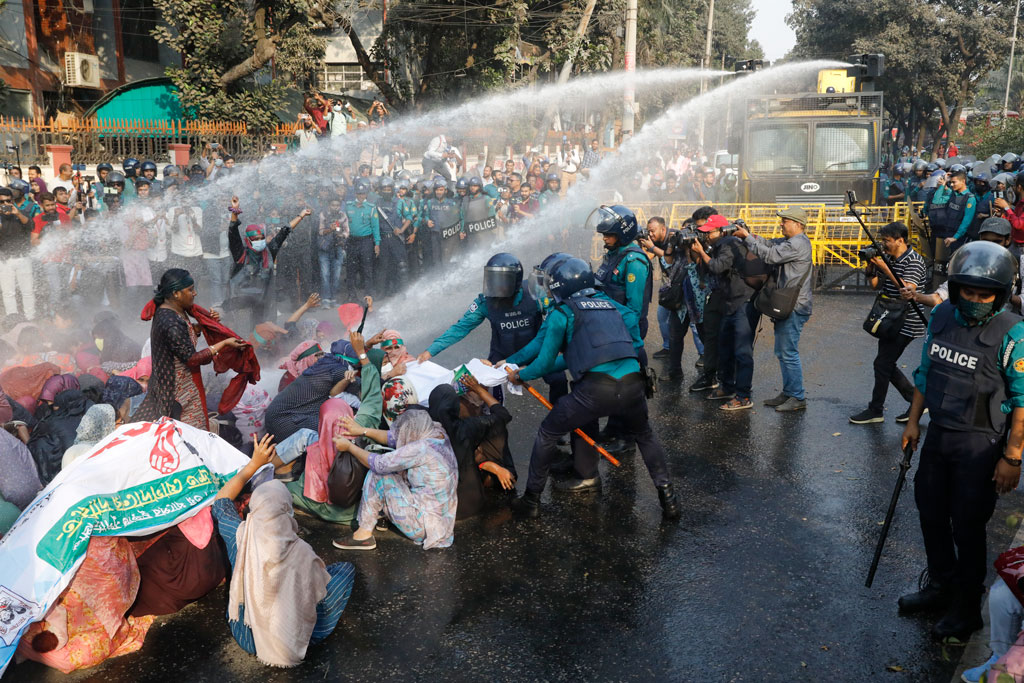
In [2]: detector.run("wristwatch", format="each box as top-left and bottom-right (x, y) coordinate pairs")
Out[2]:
(358, 353), (367, 360)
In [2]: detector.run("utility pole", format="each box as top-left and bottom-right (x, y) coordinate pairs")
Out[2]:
(698, 0), (716, 149)
(1004, 0), (1022, 127)
(622, 0), (638, 138)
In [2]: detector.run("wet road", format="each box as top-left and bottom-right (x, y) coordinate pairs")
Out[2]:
(5, 294), (1021, 682)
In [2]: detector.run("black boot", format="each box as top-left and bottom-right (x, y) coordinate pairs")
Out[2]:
(657, 483), (680, 520)
(931, 591), (984, 641)
(511, 490), (541, 518)
(898, 580), (953, 614)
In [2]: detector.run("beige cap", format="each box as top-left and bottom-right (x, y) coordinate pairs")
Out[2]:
(777, 206), (808, 225)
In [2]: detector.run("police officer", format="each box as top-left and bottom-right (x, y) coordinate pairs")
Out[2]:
(539, 173), (561, 206)
(899, 241), (1024, 641)
(139, 160), (161, 195)
(423, 178), (460, 268)
(417, 254), (548, 383)
(461, 176), (498, 249)
(375, 176), (408, 295)
(508, 257), (680, 518)
(588, 204), (654, 345)
(908, 160), (929, 203)
(121, 158), (138, 200)
(345, 178), (380, 299)
(395, 179), (421, 276)
(929, 166), (977, 265)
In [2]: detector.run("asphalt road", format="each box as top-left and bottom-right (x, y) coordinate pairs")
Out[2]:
(5, 293), (1021, 682)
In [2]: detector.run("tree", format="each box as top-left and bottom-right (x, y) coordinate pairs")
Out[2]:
(787, 0), (1010, 155)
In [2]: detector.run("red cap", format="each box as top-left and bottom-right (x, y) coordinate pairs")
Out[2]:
(698, 214), (730, 232)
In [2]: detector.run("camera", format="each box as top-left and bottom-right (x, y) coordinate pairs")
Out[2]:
(210, 142), (220, 149)
(636, 226), (651, 241)
(82, 175), (94, 183)
(672, 227), (700, 250)
(858, 245), (880, 262)
(0, 204), (14, 215)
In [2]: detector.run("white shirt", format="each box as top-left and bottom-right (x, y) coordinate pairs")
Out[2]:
(424, 135), (448, 162)
(169, 206), (203, 257)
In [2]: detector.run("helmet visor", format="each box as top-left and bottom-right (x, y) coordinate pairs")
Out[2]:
(483, 267), (518, 298)
(585, 206), (619, 234)
(529, 266), (549, 301)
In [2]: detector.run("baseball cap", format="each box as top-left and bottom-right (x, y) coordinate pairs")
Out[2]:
(979, 216), (1012, 238)
(697, 214), (730, 232)
(777, 207), (808, 225)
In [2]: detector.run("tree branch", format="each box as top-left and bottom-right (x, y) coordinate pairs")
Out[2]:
(219, 34), (280, 89)
(337, 15), (405, 110)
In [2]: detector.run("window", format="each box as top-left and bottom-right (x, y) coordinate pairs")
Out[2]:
(0, 89), (32, 118)
(120, 0), (159, 62)
(319, 63), (366, 91)
(747, 123), (809, 174)
(813, 122), (875, 173)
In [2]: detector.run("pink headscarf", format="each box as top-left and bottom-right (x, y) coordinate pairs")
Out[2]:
(121, 356), (152, 382)
(75, 350), (101, 373)
(315, 320), (337, 341)
(303, 398), (354, 504)
(380, 329), (414, 367)
(277, 340), (322, 379)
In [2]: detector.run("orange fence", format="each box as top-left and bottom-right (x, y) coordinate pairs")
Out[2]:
(0, 116), (294, 166)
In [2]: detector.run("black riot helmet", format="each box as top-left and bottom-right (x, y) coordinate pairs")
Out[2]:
(455, 177), (468, 192)
(482, 252), (523, 298)
(547, 257), (597, 303)
(947, 241), (1017, 310)
(912, 160), (927, 173)
(379, 176), (395, 196)
(586, 204), (639, 247)
(530, 252), (572, 302)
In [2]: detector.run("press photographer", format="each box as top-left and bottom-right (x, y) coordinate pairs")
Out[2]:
(849, 221), (927, 425)
(0, 186), (36, 319)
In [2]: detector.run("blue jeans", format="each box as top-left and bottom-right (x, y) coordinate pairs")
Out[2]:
(318, 246), (345, 301)
(275, 428), (319, 464)
(773, 311), (809, 400)
(717, 301), (758, 399)
(657, 305), (671, 350)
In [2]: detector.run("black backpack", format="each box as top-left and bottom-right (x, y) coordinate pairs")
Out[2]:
(657, 261), (687, 311)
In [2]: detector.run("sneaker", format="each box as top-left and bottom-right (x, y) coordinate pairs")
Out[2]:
(652, 348), (671, 359)
(375, 517), (389, 532)
(661, 371), (684, 383)
(763, 392), (788, 407)
(695, 354), (704, 368)
(332, 534), (376, 551)
(706, 387), (735, 401)
(720, 397), (753, 411)
(895, 407), (928, 423)
(775, 396), (806, 412)
(689, 375), (719, 392)
(961, 654), (999, 683)
(849, 409), (884, 424)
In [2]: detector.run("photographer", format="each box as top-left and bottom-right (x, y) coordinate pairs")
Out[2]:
(688, 206), (723, 392)
(640, 216), (704, 382)
(329, 99), (356, 138)
(0, 187), (36, 319)
(691, 214), (758, 410)
(849, 222), (927, 425)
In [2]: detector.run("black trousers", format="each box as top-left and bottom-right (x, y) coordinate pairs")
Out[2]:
(346, 235), (375, 299)
(868, 333), (915, 413)
(419, 231), (444, 271)
(914, 424), (1001, 594)
(526, 372), (670, 493)
(377, 232), (407, 296)
(701, 289), (726, 379)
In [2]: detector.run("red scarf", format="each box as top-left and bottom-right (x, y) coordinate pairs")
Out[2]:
(141, 301), (261, 414)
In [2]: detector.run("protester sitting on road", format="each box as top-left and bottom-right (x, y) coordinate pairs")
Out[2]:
(0, 426), (42, 534)
(60, 403), (116, 470)
(332, 408), (458, 551)
(277, 340), (324, 392)
(211, 434), (354, 667)
(960, 576), (1023, 682)
(428, 379), (516, 519)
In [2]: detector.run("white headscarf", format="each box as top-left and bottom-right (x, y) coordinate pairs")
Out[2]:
(227, 480), (330, 667)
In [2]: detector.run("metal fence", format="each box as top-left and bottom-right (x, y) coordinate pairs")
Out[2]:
(0, 117), (294, 166)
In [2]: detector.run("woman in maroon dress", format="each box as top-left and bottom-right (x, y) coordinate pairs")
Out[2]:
(133, 269), (246, 430)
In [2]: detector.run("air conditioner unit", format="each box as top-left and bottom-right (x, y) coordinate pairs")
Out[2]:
(64, 52), (101, 89)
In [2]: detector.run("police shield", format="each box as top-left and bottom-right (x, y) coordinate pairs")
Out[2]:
(434, 203), (463, 240)
(463, 196), (497, 235)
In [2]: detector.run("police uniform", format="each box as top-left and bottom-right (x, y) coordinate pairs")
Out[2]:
(375, 193), (407, 294)
(516, 289), (671, 499)
(595, 243), (653, 340)
(344, 199), (380, 297)
(910, 302), (1024, 630)
(929, 185), (977, 243)
(423, 196), (460, 268)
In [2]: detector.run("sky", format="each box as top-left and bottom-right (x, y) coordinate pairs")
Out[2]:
(749, 0), (796, 61)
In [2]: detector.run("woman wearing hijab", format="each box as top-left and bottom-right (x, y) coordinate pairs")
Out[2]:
(91, 317), (143, 374)
(332, 409), (458, 551)
(378, 329), (415, 381)
(0, 427), (42, 534)
(277, 340), (323, 392)
(428, 379), (516, 519)
(28, 388), (93, 483)
(211, 435), (354, 666)
(61, 403), (117, 470)
(36, 373), (80, 419)
(119, 356), (152, 391)
(102, 375), (144, 422)
(133, 269), (247, 430)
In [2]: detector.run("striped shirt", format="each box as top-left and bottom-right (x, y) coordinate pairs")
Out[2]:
(879, 247), (928, 338)
(211, 498), (355, 655)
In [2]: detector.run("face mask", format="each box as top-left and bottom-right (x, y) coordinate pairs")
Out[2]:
(270, 217), (282, 225)
(957, 297), (995, 322)
(94, 338), (104, 351)
(333, 105), (343, 112)
(250, 239), (267, 252)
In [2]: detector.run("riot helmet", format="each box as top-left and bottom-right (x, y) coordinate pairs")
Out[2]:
(105, 171), (126, 187)
(379, 176), (395, 196)
(140, 160), (157, 177)
(947, 241), (1017, 311)
(586, 205), (639, 247)
(163, 165), (179, 178)
(468, 176), (482, 190)
(353, 179), (370, 195)
(912, 160), (927, 174)
(483, 253), (524, 298)
(934, 158), (947, 170)
(530, 252), (572, 301)
(96, 162), (113, 175)
(122, 158), (139, 178)
(948, 164), (968, 175)
(8, 178), (30, 198)
(455, 177), (468, 192)
(547, 257), (597, 303)
(1002, 152), (1020, 167)
(926, 163), (939, 174)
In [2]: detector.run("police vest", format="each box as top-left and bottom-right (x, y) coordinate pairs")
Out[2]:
(924, 302), (1023, 435)
(928, 190), (970, 238)
(595, 244), (653, 338)
(483, 290), (542, 362)
(376, 198), (401, 236)
(562, 294), (638, 381)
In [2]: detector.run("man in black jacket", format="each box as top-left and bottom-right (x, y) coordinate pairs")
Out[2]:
(690, 214), (758, 410)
